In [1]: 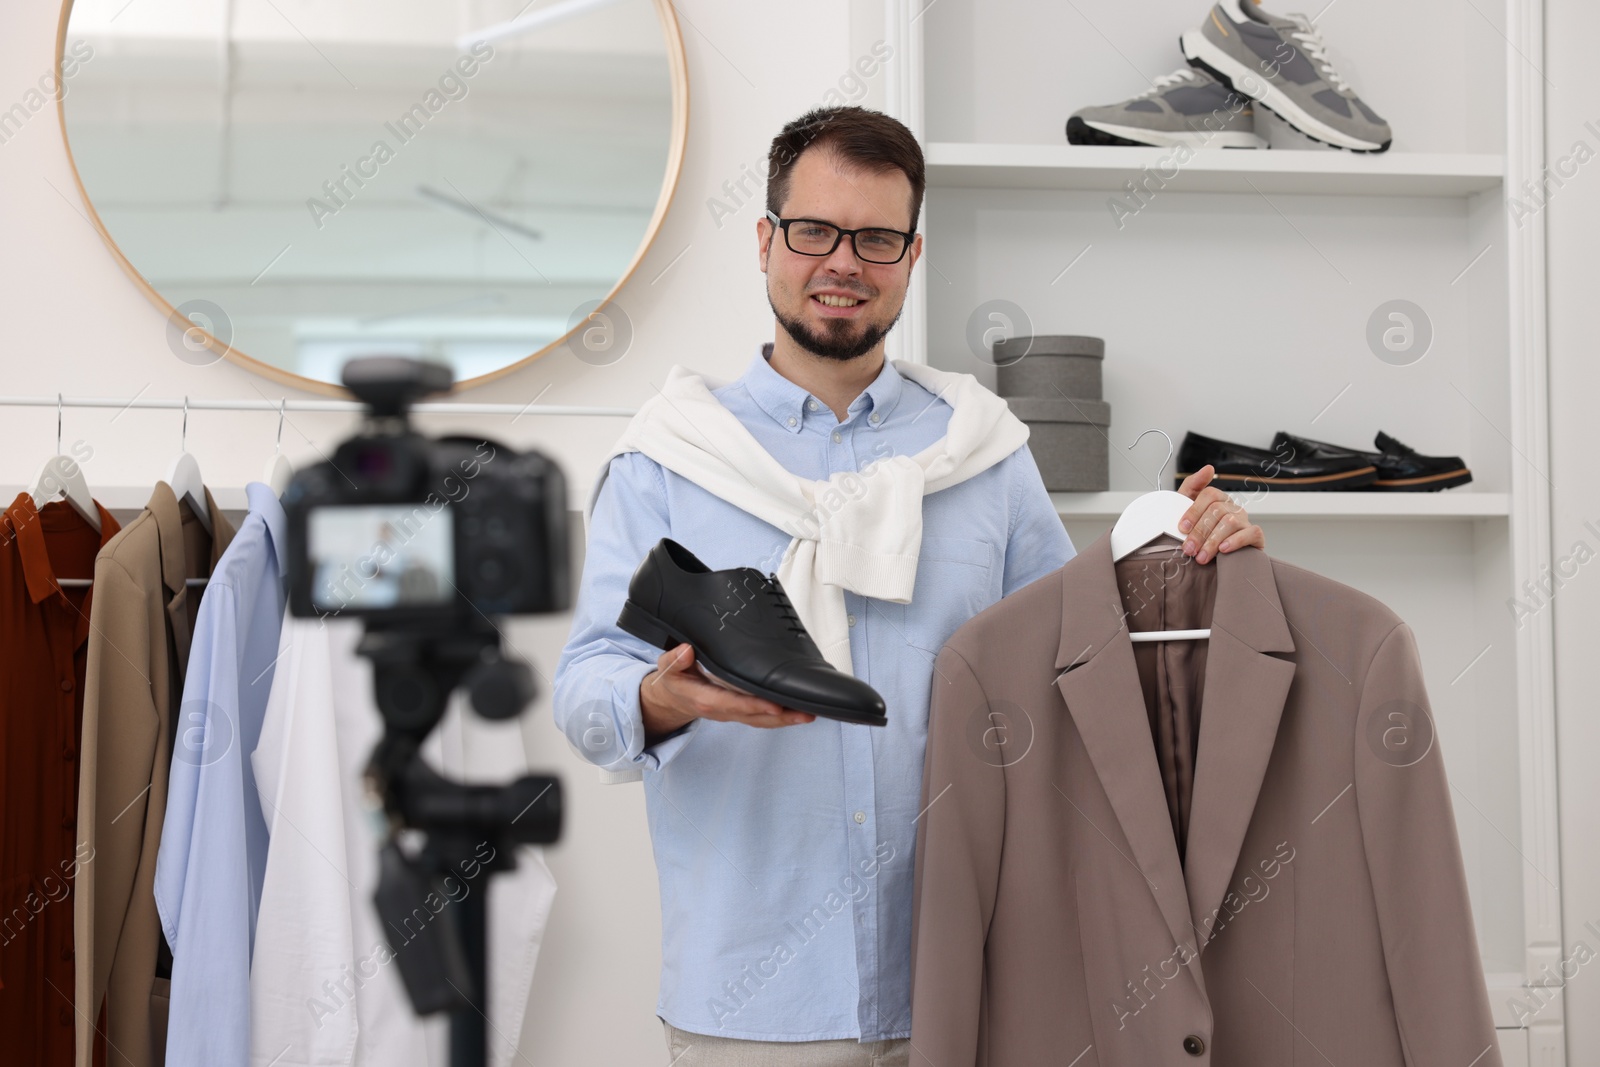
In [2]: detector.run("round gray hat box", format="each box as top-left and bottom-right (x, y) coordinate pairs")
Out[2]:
(993, 335), (1105, 401)
(1006, 397), (1112, 492)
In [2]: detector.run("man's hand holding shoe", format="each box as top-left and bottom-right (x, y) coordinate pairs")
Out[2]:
(640, 643), (816, 744)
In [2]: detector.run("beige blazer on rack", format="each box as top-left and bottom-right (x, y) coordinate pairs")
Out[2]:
(75, 483), (233, 1067)
(909, 528), (1500, 1067)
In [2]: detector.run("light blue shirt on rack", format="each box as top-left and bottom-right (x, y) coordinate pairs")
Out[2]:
(155, 481), (288, 1067)
(552, 345), (1075, 1043)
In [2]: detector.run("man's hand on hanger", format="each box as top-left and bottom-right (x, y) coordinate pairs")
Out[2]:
(1174, 464), (1264, 564)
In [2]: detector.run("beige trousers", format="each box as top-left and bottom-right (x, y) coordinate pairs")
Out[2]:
(662, 1020), (911, 1066)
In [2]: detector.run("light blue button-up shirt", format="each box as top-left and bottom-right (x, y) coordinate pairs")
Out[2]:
(155, 481), (287, 1066)
(552, 345), (1075, 1042)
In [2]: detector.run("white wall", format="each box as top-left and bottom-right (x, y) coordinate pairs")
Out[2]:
(2, 0), (1596, 1063)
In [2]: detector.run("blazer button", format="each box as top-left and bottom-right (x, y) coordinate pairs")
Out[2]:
(1183, 1034), (1206, 1056)
(60, 678), (74, 691)
(59, 1006), (72, 1026)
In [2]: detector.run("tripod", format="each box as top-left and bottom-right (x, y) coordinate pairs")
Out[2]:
(359, 619), (563, 1067)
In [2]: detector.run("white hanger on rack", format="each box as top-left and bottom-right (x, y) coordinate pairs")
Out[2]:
(163, 395), (213, 535)
(262, 398), (293, 496)
(30, 394), (101, 533)
(1110, 428), (1210, 644)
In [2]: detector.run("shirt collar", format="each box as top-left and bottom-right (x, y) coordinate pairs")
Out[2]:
(5, 491), (120, 605)
(245, 481), (289, 573)
(740, 341), (906, 434)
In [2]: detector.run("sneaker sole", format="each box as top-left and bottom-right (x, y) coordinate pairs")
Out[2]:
(617, 599), (888, 727)
(1068, 115), (1267, 150)
(1179, 30), (1391, 153)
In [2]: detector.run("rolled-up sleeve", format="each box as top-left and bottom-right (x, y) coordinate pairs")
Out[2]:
(553, 451), (701, 775)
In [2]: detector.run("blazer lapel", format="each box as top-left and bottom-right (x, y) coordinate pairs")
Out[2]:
(1182, 543), (1297, 950)
(1053, 531), (1201, 982)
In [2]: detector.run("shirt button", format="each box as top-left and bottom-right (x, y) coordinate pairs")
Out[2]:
(847, 613), (856, 627)
(1183, 1034), (1206, 1056)
(831, 431), (842, 443)
(807, 399), (819, 411)
(869, 412), (881, 425)
(853, 811), (866, 824)
(786, 416), (797, 428)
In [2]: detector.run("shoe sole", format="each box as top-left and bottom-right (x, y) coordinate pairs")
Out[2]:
(1371, 468), (1474, 491)
(1067, 115), (1268, 150)
(617, 599), (889, 727)
(1179, 30), (1391, 153)
(1173, 464), (1380, 490)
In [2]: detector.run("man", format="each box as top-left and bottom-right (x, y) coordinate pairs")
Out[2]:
(552, 105), (1263, 1066)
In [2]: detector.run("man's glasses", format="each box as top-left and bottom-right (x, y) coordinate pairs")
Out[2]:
(764, 210), (915, 265)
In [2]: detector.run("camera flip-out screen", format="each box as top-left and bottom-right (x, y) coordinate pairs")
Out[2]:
(308, 504), (455, 611)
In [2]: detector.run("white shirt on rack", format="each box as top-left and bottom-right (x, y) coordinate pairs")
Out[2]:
(249, 614), (557, 1067)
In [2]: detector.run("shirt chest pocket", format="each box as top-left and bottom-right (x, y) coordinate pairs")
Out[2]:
(900, 535), (996, 654)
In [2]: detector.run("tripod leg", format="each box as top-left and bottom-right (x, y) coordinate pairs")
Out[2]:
(449, 888), (489, 1067)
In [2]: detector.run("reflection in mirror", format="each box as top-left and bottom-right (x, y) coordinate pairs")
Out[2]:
(60, 0), (680, 388)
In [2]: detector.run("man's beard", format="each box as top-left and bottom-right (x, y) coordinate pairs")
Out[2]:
(769, 290), (903, 362)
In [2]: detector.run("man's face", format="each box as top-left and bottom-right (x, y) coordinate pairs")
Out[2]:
(759, 148), (923, 362)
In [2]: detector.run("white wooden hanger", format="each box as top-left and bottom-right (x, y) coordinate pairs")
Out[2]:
(30, 394), (101, 533)
(164, 395), (213, 535)
(1110, 428), (1210, 643)
(261, 398), (293, 496)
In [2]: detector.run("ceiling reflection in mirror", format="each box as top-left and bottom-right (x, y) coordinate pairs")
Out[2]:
(61, 0), (680, 388)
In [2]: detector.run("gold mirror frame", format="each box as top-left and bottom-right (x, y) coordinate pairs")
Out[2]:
(54, 0), (690, 398)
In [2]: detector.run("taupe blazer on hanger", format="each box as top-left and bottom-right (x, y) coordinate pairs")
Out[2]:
(909, 529), (1500, 1067)
(74, 482), (233, 1067)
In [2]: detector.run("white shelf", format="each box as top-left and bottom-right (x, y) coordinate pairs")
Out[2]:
(926, 143), (1506, 197)
(1052, 490), (1509, 520)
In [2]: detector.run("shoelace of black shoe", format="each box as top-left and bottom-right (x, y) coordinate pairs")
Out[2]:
(759, 574), (807, 636)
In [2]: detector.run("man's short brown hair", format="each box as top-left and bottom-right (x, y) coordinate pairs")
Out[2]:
(765, 106), (926, 234)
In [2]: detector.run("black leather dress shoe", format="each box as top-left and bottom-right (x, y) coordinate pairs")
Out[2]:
(1272, 431), (1473, 491)
(617, 538), (888, 727)
(1174, 430), (1379, 491)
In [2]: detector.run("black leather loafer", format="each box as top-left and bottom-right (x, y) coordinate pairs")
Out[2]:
(617, 538), (888, 727)
(1272, 431), (1473, 491)
(1173, 430), (1379, 491)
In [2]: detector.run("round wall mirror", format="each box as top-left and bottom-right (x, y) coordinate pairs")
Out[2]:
(56, 0), (688, 395)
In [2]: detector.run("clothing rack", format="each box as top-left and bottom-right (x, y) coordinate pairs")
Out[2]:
(16, 392), (638, 590)
(0, 393), (638, 417)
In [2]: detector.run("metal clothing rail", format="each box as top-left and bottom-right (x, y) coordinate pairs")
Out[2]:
(0, 393), (638, 417)
(57, 577), (206, 589)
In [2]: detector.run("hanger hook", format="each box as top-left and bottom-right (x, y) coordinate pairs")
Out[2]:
(181, 395), (189, 453)
(57, 393), (63, 456)
(1129, 428), (1174, 491)
(276, 398), (286, 454)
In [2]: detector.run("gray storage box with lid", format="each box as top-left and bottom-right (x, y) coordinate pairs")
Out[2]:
(991, 335), (1110, 492)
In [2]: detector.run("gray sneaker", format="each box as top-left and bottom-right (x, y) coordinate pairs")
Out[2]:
(1180, 0), (1392, 152)
(1066, 67), (1266, 149)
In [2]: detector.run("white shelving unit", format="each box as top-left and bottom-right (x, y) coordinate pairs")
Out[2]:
(1051, 490), (1511, 520)
(926, 142), (1507, 196)
(884, 0), (1560, 1060)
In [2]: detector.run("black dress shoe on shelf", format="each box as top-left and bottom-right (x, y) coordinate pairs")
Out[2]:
(617, 538), (888, 727)
(1273, 431), (1473, 491)
(1173, 430), (1379, 491)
